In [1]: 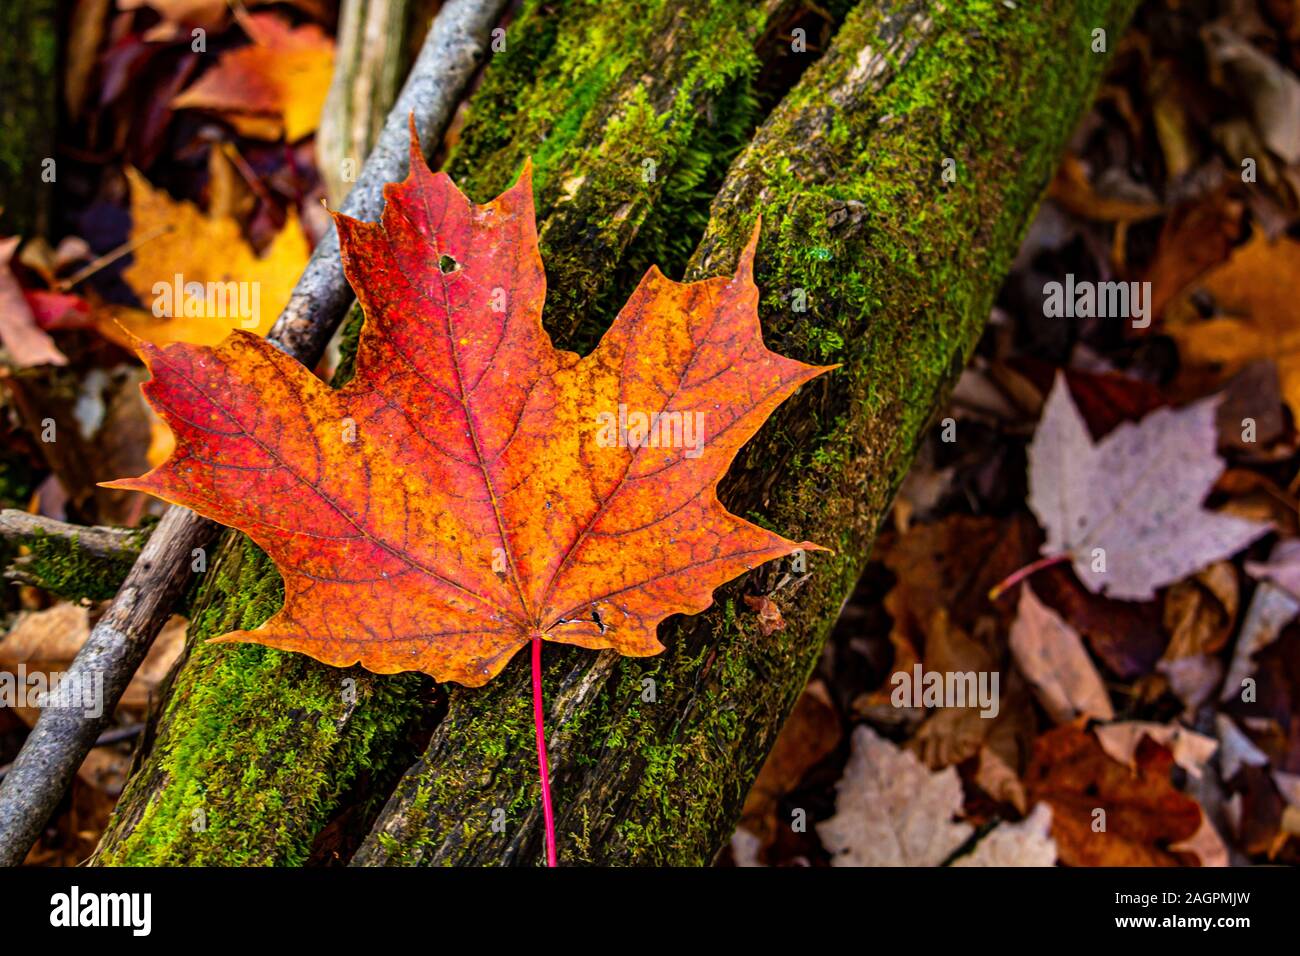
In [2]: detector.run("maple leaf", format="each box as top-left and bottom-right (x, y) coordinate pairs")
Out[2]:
(101, 167), (309, 349)
(817, 724), (973, 866)
(107, 130), (830, 686)
(171, 13), (334, 141)
(1025, 372), (1269, 601)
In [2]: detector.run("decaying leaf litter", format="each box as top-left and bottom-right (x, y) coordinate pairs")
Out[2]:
(730, 0), (1300, 867)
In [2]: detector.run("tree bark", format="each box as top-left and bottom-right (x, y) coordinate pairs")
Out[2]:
(318, 0), (442, 206)
(93, 0), (815, 866)
(353, 0), (1140, 866)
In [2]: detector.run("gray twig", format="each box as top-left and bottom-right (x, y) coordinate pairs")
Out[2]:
(0, 0), (510, 867)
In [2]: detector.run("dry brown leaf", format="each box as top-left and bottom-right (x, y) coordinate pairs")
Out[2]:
(952, 803), (1057, 867)
(975, 744), (1028, 814)
(1169, 812), (1231, 867)
(0, 604), (187, 712)
(1048, 155), (1162, 223)
(1162, 562), (1238, 659)
(1025, 723), (1204, 866)
(737, 680), (840, 852)
(817, 725), (973, 866)
(743, 593), (786, 637)
(1010, 585), (1114, 724)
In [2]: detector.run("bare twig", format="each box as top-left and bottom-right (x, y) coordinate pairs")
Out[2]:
(0, 0), (510, 867)
(0, 724), (144, 784)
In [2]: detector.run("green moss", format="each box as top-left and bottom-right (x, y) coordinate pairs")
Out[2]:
(353, 0), (1139, 866)
(95, 535), (429, 865)
(14, 525), (149, 602)
(448, 0), (776, 352)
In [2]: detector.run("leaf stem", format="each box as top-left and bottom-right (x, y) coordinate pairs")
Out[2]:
(988, 552), (1071, 601)
(531, 636), (558, 867)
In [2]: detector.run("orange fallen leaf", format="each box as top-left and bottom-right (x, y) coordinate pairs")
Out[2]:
(1025, 722), (1204, 866)
(1165, 229), (1300, 419)
(171, 12), (334, 141)
(107, 128), (831, 686)
(101, 167), (309, 349)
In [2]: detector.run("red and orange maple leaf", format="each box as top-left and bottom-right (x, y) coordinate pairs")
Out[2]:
(107, 132), (830, 686)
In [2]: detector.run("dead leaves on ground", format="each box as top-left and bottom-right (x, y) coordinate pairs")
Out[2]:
(171, 13), (335, 142)
(735, 1), (1300, 867)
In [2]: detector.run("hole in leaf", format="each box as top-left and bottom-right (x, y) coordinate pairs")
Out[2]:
(438, 254), (458, 274)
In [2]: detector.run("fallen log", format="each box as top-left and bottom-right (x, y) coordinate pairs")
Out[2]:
(353, 0), (1140, 865)
(92, 0), (818, 865)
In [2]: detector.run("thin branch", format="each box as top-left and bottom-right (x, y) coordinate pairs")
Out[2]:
(0, 509), (143, 561)
(0, 0), (512, 867)
(0, 510), (146, 596)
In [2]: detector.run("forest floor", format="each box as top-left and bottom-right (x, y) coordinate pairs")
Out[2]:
(728, 0), (1300, 867)
(2, 0), (1299, 866)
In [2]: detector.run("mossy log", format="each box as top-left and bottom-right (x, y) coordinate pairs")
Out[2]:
(0, 510), (148, 602)
(0, 0), (57, 238)
(93, 0), (821, 866)
(354, 0), (1140, 865)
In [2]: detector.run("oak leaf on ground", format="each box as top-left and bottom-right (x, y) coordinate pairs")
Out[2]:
(107, 129), (830, 685)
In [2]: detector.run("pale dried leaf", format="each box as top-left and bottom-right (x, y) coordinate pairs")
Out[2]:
(1221, 581), (1299, 702)
(817, 725), (973, 867)
(1215, 714), (1269, 779)
(1010, 585), (1114, 723)
(952, 803), (1056, 867)
(1028, 373), (1269, 600)
(1095, 721), (1218, 779)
